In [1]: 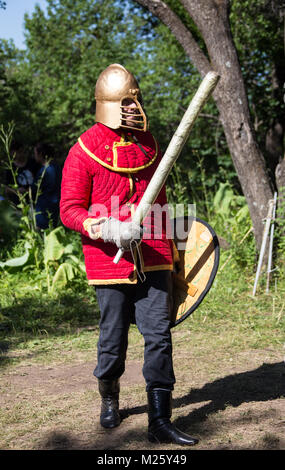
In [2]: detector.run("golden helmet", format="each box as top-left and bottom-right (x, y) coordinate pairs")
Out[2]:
(95, 64), (147, 132)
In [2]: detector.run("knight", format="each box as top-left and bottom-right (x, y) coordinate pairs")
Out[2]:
(60, 63), (199, 446)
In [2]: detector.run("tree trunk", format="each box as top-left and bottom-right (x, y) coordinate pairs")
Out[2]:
(135, 0), (274, 248)
(275, 157), (285, 236)
(265, 60), (285, 181)
(183, 0), (274, 248)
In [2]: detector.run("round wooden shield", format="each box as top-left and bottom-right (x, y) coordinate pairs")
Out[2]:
(170, 216), (220, 327)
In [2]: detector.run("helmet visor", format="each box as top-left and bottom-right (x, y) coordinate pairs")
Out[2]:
(120, 98), (147, 132)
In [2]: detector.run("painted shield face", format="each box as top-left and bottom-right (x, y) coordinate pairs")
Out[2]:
(170, 216), (220, 327)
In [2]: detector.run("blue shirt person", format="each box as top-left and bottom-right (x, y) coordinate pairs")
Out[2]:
(32, 143), (61, 229)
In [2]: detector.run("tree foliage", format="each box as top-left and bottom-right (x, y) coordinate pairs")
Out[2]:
(0, 0), (284, 224)
(230, 0), (285, 176)
(23, 0), (152, 152)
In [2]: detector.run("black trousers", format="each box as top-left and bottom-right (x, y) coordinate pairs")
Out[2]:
(94, 270), (176, 391)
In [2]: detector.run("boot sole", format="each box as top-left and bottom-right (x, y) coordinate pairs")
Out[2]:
(101, 421), (121, 429)
(148, 431), (199, 446)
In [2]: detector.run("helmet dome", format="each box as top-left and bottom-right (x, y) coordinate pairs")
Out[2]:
(95, 64), (147, 131)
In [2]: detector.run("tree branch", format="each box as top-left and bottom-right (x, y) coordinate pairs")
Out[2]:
(134, 0), (211, 76)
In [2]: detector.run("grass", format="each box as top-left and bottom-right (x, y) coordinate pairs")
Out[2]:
(0, 257), (284, 369)
(1, 252), (285, 339)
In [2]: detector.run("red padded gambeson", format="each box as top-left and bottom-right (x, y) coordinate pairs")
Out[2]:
(60, 123), (173, 284)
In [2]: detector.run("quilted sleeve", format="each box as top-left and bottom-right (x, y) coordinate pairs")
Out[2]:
(60, 144), (94, 237)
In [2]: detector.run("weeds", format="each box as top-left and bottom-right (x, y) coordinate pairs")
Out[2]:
(0, 124), (87, 294)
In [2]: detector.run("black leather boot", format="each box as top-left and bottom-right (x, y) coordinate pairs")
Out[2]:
(147, 389), (199, 446)
(98, 379), (121, 428)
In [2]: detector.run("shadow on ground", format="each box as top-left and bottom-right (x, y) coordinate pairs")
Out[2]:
(174, 361), (285, 427)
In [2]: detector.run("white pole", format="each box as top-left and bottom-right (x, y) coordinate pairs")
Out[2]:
(266, 191), (277, 293)
(113, 71), (220, 264)
(252, 199), (274, 296)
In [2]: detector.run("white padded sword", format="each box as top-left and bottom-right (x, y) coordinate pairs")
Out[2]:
(113, 71), (220, 264)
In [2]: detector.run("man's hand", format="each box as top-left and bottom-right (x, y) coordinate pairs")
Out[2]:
(101, 216), (143, 250)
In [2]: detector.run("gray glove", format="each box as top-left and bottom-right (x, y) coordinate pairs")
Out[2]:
(101, 216), (143, 250)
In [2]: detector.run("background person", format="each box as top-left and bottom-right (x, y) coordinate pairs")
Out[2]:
(32, 142), (61, 229)
(4, 142), (38, 206)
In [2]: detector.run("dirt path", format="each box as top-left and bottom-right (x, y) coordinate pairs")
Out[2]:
(1, 349), (285, 451)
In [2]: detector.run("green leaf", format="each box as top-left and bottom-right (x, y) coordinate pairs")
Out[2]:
(63, 243), (74, 255)
(51, 262), (76, 291)
(235, 205), (249, 222)
(44, 227), (65, 264)
(0, 241), (31, 268)
(67, 255), (86, 273)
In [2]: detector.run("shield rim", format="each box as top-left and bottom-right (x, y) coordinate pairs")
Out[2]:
(171, 215), (220, 328)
